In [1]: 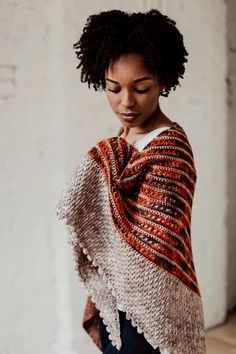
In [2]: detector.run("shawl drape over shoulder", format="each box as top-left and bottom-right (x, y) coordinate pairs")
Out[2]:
(55, 122), (206, 354)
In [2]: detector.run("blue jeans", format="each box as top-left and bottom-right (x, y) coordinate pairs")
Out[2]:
(98, 310), (161, 354)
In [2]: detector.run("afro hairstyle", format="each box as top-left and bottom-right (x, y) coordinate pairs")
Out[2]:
(73, 9), (188, 97)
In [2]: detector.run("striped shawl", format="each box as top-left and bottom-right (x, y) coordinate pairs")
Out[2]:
(55, 121), (206, 354)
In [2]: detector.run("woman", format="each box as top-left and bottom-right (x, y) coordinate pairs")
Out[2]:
(56, 9), (206, 354)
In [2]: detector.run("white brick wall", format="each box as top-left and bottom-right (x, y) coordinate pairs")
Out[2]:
(0, 1), (234, 353)
(0, 1), (73, 353)
(226, 0), (236, 312)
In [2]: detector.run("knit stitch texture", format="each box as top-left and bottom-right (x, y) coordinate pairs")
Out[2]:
(55, 122), (206, 354)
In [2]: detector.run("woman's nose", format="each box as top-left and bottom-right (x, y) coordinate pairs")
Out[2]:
(121, 90), (135, 108)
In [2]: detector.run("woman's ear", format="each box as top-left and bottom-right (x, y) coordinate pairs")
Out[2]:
(160, 82), (167, 95)
(160, 81), (166, 92)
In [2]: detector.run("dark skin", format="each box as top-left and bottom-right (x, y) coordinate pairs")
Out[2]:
(104, 52), (173, 145)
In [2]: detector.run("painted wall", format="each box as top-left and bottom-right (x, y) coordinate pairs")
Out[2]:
(226, 0), (236, 312)
(0, 1), (73, 353)
(0, 1), (234, 353)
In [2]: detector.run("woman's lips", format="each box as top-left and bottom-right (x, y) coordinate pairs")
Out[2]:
(118, 113), (140, 121)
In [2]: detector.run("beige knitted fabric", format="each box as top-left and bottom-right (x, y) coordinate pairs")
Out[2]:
(55, 125), (206, 354)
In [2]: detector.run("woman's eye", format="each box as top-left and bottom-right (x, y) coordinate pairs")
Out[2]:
(136, 88), (150, 93)
(108, 89), (120, 93)
(108, 88), (150, 94)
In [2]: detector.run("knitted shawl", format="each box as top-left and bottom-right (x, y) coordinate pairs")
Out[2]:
(55, 121), (206, 354)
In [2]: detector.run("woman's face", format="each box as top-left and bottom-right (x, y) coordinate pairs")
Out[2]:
(104, 52), (164, 129)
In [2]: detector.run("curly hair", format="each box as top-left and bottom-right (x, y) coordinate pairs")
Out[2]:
(73, 9), (188, 97)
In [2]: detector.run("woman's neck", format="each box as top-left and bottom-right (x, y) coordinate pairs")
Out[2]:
(123, 106), (173, 144)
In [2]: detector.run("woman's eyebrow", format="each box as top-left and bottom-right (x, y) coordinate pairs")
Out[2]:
(105, 77), (153, 83)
